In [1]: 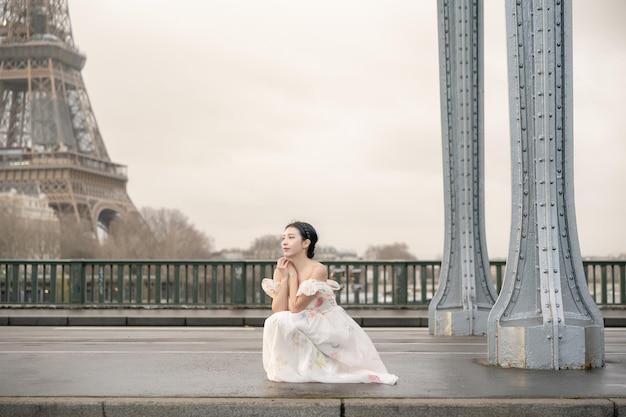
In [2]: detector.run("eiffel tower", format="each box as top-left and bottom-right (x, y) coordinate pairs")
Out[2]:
(0, 0), (138, 239)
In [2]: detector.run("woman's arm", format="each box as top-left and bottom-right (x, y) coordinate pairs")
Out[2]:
(289, 264), (328, 313)
(271, 258), (291, 312)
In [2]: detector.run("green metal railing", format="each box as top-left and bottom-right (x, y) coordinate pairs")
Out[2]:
(0, 259), (624, 307)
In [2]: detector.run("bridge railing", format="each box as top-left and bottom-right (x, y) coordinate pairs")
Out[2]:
(0, 259), (623, 308)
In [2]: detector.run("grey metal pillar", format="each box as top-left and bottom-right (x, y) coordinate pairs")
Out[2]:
(429, 0), (497, 336)
(487, 0), (604, 369)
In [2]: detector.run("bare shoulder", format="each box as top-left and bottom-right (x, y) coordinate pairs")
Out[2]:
(311, 261), (328, 281)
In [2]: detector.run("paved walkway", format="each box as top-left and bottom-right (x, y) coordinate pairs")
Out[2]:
(0, 309), (625, 416)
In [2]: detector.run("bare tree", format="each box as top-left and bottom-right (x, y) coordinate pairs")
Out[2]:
(140, 207), (214, 259)
(0, 200), (60, 259)
(59, 216), (99, 259)
(247, 234), (282, 259)
(363, 243), (417, 261)
(0, 202), (26, 258)
(98, 212), (157, 259)
(25, 218), (60, 259)
(0, 197), (215, 260)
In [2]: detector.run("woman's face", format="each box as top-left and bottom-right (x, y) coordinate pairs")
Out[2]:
(282, 226), (307, 258)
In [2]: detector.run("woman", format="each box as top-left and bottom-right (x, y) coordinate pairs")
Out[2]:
(261, 221), (398, 384)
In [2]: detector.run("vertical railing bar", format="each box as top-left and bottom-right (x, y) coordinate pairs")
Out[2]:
(223, 264), (227, 304)
(372, 265), (379, 305)
(60, 264), (65, 304)
(136, 263), (142, 304)
(421, 264), (428, 304)
(193, 264), (199, 304)
(117, 264), (124, 304)
(146, 263), (152, 304)
(211, 265), (218, 304)
(619, 263), (626, 304)
(1, 262), (5, 302)
(174, 264), (180, 305)
(155, 264), (162, 305)
(610, 265), (616, 304)
(410, 264), (416, 303)
(30, 263), (38, 303)
(391, 264), (395, 306)
(17, 263), (24, 303)
(89, 264), (94, 303)
(600, 265), (608, 304)
(50, 263), (57, 304)
(165, 265), (171, 304)
(108, 263), (114, 303)
(98, 264), (105, 304)
(589, 263), (596, 303)
(41, 263), (48, 303)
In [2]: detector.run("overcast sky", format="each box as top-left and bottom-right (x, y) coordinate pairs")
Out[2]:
(68, 1), (626, 259)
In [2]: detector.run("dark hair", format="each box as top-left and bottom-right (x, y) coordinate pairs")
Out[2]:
(285, 221), (318, 259)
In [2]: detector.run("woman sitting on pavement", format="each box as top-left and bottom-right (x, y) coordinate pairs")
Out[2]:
(261, 220), (398, 385)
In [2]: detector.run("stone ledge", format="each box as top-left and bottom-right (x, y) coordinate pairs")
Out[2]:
(8, 316), (68, 326)
(0, 398), (342, 417)
(185, 317), (244, 326)
(67, 316), (127, 326)
(343, 398), (618, 417)
(0, 398), (623, 417)
(126, 316), (186, 326)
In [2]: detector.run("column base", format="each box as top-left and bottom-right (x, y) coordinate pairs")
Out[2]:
(429, 307), (491, 336)
(488, 319), (604, 369)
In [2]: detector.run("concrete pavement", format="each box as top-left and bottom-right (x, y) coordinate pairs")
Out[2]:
(0, 324), (625, 416)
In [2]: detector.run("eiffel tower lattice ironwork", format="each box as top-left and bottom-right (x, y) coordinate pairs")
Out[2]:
(0, 0), (137, 237)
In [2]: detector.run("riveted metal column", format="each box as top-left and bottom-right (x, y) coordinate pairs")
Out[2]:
(429, 0), (497, 336)
(487, 0), (604, 369)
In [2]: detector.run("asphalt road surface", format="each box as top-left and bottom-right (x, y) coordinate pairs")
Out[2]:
(1, 326), (625, 399)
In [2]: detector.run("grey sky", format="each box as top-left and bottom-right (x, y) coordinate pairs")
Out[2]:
(69, 1), (626, 259)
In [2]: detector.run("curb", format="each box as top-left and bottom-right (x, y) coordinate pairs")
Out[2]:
(0, 398), (623, 417)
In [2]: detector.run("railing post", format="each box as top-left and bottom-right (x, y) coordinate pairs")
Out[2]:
(353, 268), (361, 304)
(70, 260), (85, 305)
(232, 262), (246, 305)
(174, 264), (181, 304)
(30, 263), (38, 303)
(116, 264), (124, 303)
(613, 264), (626, 304)
(420, 265), (428, 304)
(50, 264), (57, 303)
(211, 265), (218, 304)
(601, 265), (608, 305)
(192, 264), (199, 304)
(98, 265), (105, 304)
(394, 263), (408, 305)
(155, 265), (162, 305)
(11, 264), (19, 303)
(136, 263), (143, 304)
(372, 266), (379, 304)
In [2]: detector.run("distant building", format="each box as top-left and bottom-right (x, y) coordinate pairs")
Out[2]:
(0, 185), (60, 258)
(210, 249), (245, 261)
(316, 246), (359, 261)
(0, 187), (58, 222)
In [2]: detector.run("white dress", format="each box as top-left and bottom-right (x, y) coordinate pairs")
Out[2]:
(262, 278), (398, 384)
